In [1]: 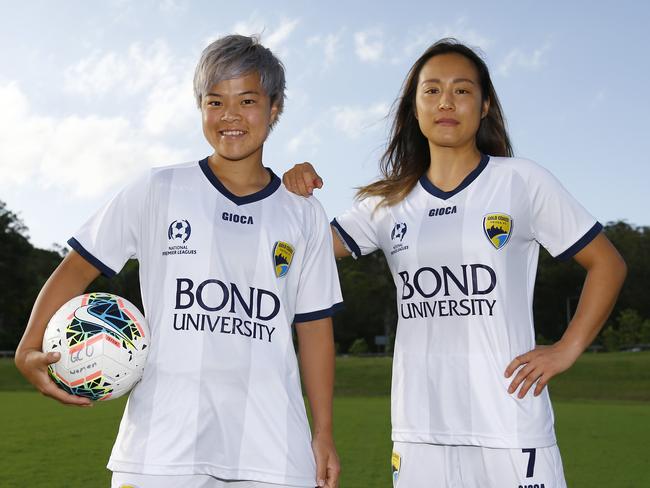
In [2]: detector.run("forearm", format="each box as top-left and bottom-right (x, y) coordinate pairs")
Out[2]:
(15, 251), (99, 364)
(506, 234), (626, 398)
(296, 318), (336, 435)
(560, 234), (627, 355)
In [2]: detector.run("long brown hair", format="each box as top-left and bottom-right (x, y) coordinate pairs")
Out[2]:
(357, 38), (513, 207)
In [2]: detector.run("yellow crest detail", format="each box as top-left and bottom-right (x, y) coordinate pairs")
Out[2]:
(273, 241), (294, 278)
(483, 213), (513, 250)
(391, 451), (401, 485)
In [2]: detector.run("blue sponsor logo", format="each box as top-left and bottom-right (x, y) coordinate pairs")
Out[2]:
(429, 205), (457, 217)
(222, 212), (254, 225)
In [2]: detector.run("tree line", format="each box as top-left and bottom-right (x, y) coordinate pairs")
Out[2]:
(1, 199), (648, 353)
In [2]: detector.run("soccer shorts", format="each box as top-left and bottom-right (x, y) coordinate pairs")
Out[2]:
(111, 472), (306, 488)
(391, 441), (567, 488)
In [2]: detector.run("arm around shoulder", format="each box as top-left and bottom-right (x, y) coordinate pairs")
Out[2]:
(282, 162), (323, 197)
(331, 226), (351, 259)
(14, 250), (101, 406)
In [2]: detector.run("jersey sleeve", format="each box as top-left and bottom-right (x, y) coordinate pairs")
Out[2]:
(528, 164), (602, 260)
(331, 197), (381, 259)
(68, 171), (150, 277)
(293, 198), (344, 324)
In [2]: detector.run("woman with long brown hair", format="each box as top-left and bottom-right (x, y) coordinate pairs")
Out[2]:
(284, 38), (626, 487)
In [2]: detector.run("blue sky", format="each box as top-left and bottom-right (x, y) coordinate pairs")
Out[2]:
(1, 0), (648, 249)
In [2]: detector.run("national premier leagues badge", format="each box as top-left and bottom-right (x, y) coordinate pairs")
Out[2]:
(391, 222), (407, 242)
(483, 213), (513, 250)
(168, 219), (192, 243)
(273, 241), (295, 278)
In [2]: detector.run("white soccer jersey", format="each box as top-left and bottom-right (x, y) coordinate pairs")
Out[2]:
(69, 158), (343, 487)
(333, 155), (601, 449)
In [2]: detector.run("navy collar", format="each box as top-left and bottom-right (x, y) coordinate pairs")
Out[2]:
(419, 154), (490, 200)
(199, 157), (281, 205)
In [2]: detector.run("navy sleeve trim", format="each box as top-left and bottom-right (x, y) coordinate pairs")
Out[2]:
(67, 238), (117, 278)
(294, 302), (345, 324)
(331, 218), (361, 259)
(555, 222), (603, 261)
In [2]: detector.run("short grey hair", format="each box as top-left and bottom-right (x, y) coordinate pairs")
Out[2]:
(193, 35), (286, 122)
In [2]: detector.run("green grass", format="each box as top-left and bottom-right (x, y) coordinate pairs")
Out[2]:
(333, 351), (650, 402)
(334, 397), (392, 487)
(334, 356), (392, 396)
(2, 353), (649, 487)
(6, 351), (650, 400)
(1, 394), (648, 488)
(556, 402), (650, 487)
(547, 351), (650, 402)
(0, 392), (124, 488)
(0, 357), (31, 390)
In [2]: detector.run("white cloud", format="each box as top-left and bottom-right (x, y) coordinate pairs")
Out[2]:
(0, 82), (50, 185)
(497, 41), (551, 77)
(308, 32), (343, 68)
(0, 82), (187, 198)
(64, 51), (127, 95)
(287, 125), (321, 153)
(332, 102), (390, 139)
(401, 18), (493, 61)
(64, 40), (175, 97)
(323, 34), (342, 64)
(352, 20), (490, 66)
(265, 18), (300, 51)
(442, 17), (493, 50)
(159, 0), (188, 13)
(141, 71), (197, 136)
(231, 14), (300, 55)
(354, 29), (384, 62)
(63, 39), (197, 137)
(231, 15), (266, 37)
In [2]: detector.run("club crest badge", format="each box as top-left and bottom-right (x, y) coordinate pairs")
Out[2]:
(391, 451), (401, 486)
(273, 241), (295, 278)
(483, 213), (513, 250)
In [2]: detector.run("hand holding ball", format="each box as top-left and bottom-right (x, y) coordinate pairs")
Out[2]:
(42, 293), (149, 401)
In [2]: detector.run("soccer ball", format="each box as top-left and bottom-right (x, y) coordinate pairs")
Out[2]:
(42, 292), (149, 401)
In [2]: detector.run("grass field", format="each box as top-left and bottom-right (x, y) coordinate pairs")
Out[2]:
(1, 353), (649, 487)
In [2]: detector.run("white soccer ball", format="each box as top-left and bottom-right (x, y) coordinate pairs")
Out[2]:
(42, 292), (150, 401)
